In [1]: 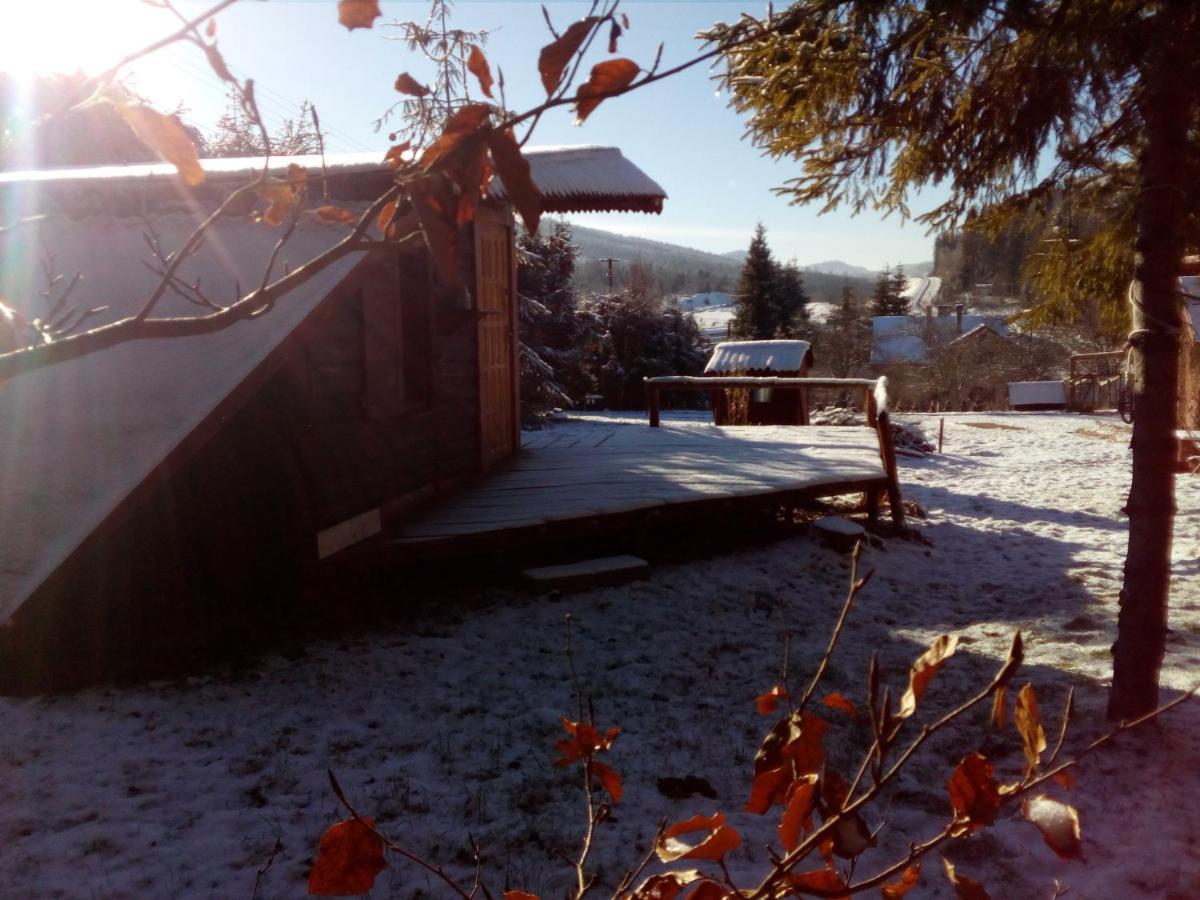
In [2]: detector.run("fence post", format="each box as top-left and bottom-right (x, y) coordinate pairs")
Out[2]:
(648, 381), (661, 427)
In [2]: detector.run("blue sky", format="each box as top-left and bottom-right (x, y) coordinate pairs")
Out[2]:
(3, 1), (943, 268)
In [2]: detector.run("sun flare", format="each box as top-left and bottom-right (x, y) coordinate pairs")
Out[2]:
(0, 1), (168, 79)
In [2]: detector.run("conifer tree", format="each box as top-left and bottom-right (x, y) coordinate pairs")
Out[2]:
(890, 264), (911, 315)
(731, 224), (778, 338)
(870, 264), (902, 317)
(774, 260), (811, 338)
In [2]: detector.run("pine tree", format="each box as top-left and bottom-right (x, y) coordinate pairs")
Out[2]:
(889, 264), (911, 315)
(732, 224), (779, 338)
(774, 261), (811, 338)
(516, 223), (592, 422)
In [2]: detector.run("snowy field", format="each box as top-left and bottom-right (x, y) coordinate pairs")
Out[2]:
(2, 412), (1198, 898)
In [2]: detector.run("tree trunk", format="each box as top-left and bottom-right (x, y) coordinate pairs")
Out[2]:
(1107, 28), (1194, 720)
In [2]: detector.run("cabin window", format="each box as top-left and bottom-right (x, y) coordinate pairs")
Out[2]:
(363, 257), (433, 418)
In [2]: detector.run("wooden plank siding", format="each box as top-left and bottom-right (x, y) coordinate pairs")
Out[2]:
(0, 250), (485, 692)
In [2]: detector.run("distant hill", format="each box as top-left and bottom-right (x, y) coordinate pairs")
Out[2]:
(550, 223), (878, 303)
(722, 255), (935, 278)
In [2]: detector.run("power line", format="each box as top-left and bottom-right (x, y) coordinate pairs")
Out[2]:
(155, 46), (376, 155)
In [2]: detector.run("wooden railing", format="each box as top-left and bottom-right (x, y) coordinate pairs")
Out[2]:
(643, 376), (882, 428)
(641, 375), (904, 529)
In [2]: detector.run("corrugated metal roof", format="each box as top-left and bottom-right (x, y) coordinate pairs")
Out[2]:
(705, 340), (812, 373)
(1, 146), (666, 216)
(490, 145), (666, 214)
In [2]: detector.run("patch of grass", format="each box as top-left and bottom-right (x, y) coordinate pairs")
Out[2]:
(961, 421), (1027, 431)
(1073, 426), (1129, 443)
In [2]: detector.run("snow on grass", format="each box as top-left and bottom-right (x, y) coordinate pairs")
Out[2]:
(1, 412), (1198, 898)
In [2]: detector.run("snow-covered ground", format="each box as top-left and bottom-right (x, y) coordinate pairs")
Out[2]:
(2, 412), (1198, 899)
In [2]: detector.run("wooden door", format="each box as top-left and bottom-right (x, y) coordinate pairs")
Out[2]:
(475, 204), (519, 469)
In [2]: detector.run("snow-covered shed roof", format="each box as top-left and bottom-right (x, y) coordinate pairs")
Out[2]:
(0, 145), (667, 217)
(0, 207), (362, 620)
(489, 145), (667, 215)
(870, 314), (1009, 365)
(705, 340), (813, 374)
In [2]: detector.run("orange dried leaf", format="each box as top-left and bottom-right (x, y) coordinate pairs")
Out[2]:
(782, 712), (829, 778)
(630, 870), (703, 900)
(317, 205), (358, 225)
(338, 0), (381, 30)
(592, 760), (623, 804)
(1053, 768), (1077, 790)
(657, 813), (741, 863)
(113, 104), (204, 186)
(684, 882), (728, 900)
(555, 718), (619, 766)
(256, 181), (297, 226)
(394, 72), (430, 97)
(778, 774), (818, 851)
(384, 141), (412, 169)
(377, 200), (398, 237)
(1022, 795), (1082, 860)
(467, 44), (494, 98)
(1015, 683), (1047, 774)
(897, 634), (958, 719)
(990, 685), (1007, 730)
(420, 104), (491, 171)
(822, 692), (859, 719)
(621, 13), (630, 28)
(881, 863), (921, 899)
(504, 893), (539, 900)
(746, 764), (791, 815)
(307, 816), (386, 895)
(786, 864), (848, 899)
(410, 177), (459, 284)
(942, 859), (991, 900)
(573, 58), (640, 124)
(755, 685), (787, 716)
(947, 752), (1001, 833)
(608, 21), (622, 54)
(538, 17), (598, 95)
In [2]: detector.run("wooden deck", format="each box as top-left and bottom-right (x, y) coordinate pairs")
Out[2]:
(354, 412), (893, 563)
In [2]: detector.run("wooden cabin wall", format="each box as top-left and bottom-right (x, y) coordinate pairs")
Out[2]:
(0, 252), (483, 693)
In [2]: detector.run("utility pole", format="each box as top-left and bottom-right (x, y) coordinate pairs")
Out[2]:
(598, 256), (624, 294)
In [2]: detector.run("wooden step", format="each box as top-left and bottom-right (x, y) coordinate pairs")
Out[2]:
(522, 555), (650, 591)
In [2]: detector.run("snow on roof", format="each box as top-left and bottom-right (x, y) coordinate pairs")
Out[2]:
(949, 322), (1007, 346)
(705, 340), (812, 374)
(871, 314), (1009, 364)
(490, 145), (666, 214)
(1008, 381), (1068, 407)
(2, 146), (668, 216)
(0, 211), (363, 620)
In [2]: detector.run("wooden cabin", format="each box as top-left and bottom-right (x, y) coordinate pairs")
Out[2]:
(0, 148), (666, 692)
(705, 340), (814, 425)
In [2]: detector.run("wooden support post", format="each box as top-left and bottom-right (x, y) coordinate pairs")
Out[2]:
(866, 386), (878, 428)
(648, 382), (661, 427)
(938, 417), (945, 453)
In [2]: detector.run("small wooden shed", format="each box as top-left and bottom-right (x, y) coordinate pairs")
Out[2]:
(704, 340), (814, 425)
(0, 147), (666, 692)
